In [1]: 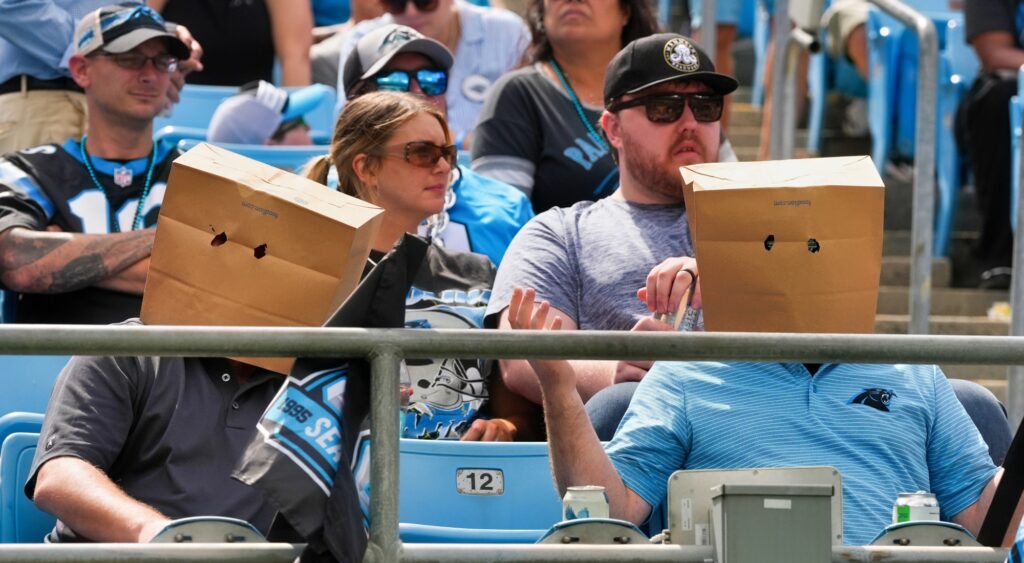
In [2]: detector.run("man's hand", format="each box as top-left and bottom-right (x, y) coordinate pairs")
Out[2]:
(507, 287), (576, 395)
(167, 24), (204, 106)
(136, 517), (173, 543)
(461, 418), (517, 441)
(639, 256), (701, 315)
(613, 317), (673, 383)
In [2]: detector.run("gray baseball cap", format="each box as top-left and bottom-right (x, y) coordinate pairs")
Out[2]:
(74, 3), (189, 60)
(342, 24), (453, 95)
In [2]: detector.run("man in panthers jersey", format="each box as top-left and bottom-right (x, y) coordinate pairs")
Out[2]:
(0, 4), (189, 324)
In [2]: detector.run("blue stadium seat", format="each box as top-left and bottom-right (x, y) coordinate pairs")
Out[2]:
(155, 84), (337, 141)
(1009, 74), (1023, 231)
(0, 357), (68, 417)
(750, 0), (772, 109)
(397, 439), (562, 543)
(0, 432), (53, 542)
(0, 414), (43, 448)
(934, 19), (979, 255)
(176, 140), (328, 173)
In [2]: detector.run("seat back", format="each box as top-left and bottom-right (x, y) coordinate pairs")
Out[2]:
(0, 432), (54, 542)
(0, 357), (68, 417)
(176, 140), (328, 173)
(397, 439), (562, 542)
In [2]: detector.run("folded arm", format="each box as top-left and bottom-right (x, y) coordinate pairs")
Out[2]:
(32, 456), (171, 543)
(0, 227), (154, 294)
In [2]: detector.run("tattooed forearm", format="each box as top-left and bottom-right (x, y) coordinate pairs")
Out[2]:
(0, 227), (155, 294)
(50, 254), (107, 293)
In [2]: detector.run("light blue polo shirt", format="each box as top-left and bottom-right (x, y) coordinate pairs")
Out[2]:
(606, 362), (997, 546)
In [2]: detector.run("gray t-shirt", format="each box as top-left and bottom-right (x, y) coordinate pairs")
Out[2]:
(486, 197), (695, 330)
(471, 63), (619, 214)
(964, 0), (1021, 45)
(26, 323), (282, 542)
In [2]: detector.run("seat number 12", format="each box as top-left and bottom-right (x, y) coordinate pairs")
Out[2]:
(455, 468), (504, 496)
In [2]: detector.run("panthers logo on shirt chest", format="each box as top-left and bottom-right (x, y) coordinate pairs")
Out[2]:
(848, 387), (897, 412)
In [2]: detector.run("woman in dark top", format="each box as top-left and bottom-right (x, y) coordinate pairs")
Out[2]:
(470, 0), (659, 213)
(153, 0), (312, 86)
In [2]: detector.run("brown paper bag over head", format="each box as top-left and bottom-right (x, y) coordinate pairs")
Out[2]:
(141, 143), (385, 373)
(680, 156), (885, 334)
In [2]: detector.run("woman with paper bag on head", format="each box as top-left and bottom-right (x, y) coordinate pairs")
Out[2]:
(306, 91), (538, 442)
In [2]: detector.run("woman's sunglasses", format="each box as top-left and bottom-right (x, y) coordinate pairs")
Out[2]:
(381, 0), (440, 14)
(375, 69), (448, 97)
(378, 141), (457, 168)
(607, 93), (725, 123)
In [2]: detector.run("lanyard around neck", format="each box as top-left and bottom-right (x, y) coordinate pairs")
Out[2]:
(79, 135), (158, 232)
(549, 59), (609, 152)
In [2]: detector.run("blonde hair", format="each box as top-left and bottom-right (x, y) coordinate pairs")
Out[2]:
(305, 91), (450, 203)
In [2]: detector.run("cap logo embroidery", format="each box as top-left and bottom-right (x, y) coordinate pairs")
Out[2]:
(380, 28), (416, 51)
(664, 37), (699, 73)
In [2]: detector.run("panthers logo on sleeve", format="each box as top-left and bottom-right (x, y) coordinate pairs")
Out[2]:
(848, 387), (897, 412)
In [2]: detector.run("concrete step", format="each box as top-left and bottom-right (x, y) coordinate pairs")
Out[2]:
(883, 230), (978, 256)
(727, 125), (808, 150)
(876, 287), (1008, 316)
(874, 314), (1008, 336)
(734, 146), (812, 162)
(729, 104), (763, 128)
(880, 256), (952, 287)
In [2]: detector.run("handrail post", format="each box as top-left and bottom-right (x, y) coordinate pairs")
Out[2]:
(868, 0), (937, 335)
(768, 0), (790, 160)
(366, 347), (403, 563)
(1009, 65), (1024, 427)
(700, 0), (717, 66)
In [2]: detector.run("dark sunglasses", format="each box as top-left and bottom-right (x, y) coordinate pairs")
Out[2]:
(381, 0), (440, 14)
(94, 51), (178, 73)
(379, 141), (457, 168)
(375, 69), (448, 97)
(607, 93), (724, 123)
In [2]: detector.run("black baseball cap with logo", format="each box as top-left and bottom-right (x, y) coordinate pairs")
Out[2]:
(603, 33), (739, 107)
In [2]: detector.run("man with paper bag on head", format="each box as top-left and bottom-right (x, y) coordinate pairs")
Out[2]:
(24, 143), (390, 544)
(508, 156), (1023, 547)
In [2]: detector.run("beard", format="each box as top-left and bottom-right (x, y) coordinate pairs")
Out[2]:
(620, 130), (712, 203)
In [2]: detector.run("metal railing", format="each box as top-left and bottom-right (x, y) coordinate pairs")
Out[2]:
(768, 0), (938, 335)
(0, 325), (1022, 561)
(1011, 64), (1024, 428)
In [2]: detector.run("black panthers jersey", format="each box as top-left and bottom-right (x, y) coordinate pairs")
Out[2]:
(0, 139), (179, 324)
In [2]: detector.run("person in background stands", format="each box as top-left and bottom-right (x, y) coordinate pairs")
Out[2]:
(336, 0), (530, 149)
(470, 0), (659, 213)
(0, 4), (189, 324)
(151, 0), (312, 86)
(0, 1), (202, 153)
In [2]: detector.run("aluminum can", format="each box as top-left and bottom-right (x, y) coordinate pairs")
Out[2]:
(562, 485), (609, 521)
(892, 491), (940, 523)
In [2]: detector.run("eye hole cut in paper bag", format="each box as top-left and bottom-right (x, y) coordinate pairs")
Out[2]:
(141, 143), (384, 373)
(680, 155), (885, 333)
